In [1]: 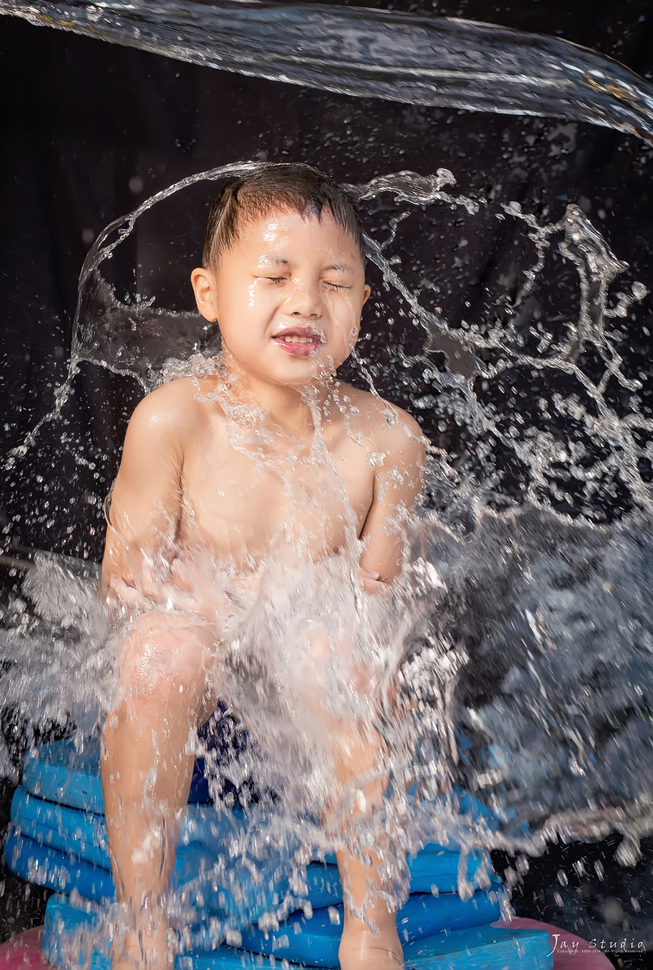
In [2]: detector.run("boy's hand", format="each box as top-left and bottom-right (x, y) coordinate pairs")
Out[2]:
(106, 568), (198, 616)
(357, 567), (387, 595)
(105, 556), (232, 626)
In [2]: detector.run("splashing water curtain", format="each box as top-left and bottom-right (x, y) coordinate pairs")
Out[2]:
(1, 2), (652, 970)
(3, 1), (653, 141)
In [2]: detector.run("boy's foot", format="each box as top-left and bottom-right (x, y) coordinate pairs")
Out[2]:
(338, 924), (404, 970)
(112, 923), (175, 970)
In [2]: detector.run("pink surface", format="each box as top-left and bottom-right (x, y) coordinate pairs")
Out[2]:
(0, 920), (618, 969)
(494, 917), (614, 969)
(0, 929), (52, 970)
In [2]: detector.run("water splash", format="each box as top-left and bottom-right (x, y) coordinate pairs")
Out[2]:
(1, 0), (652, 958)
(42, 163), (649, 524)
(3, 162), (652, 843)
(2, 1), (653, 143)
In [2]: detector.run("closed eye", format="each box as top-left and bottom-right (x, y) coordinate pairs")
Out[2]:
(260, 276), (349, 288)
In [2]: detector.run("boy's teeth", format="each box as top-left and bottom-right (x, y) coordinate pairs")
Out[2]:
(280, 335), (314, 343)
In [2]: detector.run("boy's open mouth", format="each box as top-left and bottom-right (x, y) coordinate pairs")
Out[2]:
(272, 328), (325, 357)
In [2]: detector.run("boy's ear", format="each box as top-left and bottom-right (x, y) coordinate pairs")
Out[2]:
(363, 283), (371, 305)
(191, 267), (218, 322)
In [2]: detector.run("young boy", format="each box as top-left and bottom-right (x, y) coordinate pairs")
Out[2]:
(100, 164), (425, 970)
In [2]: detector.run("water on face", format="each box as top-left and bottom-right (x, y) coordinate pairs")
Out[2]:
(1, 0), (653, 962)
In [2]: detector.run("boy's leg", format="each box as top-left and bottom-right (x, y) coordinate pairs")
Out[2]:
(297, 627), (403, 969)
(333, 730), (404, 970)
(100, 612), (219, 970)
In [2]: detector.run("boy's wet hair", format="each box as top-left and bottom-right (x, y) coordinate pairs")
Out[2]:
(202, 163), (365, 267)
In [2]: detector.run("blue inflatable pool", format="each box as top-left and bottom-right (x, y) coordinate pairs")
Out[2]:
(4, 739), (554, 969)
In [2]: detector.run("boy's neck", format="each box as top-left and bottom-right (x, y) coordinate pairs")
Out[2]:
(220, 358), (334, 438)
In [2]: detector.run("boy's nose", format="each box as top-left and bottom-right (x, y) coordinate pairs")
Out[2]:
(285, 280), (323, 318)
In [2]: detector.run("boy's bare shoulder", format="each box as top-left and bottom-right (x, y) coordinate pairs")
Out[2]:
(336, 382), (425, 459)
(126, 376), (216, 442)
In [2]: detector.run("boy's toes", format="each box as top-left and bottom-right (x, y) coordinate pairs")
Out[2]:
(338, 926), (403, 970)
(112, 924), (175, 970)
(338, 944), (404, 970)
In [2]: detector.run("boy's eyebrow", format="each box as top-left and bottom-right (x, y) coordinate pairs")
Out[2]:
(324, 261), (354, 274)
(257, 254), (293, 269)
(260, 256), (355, 274)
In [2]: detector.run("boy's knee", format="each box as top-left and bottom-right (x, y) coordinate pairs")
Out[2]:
(116, 611), (213, 702)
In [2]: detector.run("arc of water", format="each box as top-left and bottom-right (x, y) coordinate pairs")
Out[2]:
(2, 0), (653, 144)
(9, 159), (650, 521)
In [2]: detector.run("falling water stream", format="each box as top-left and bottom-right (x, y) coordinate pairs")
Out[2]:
(1, 0), (652, 963)
(3, 1), (653, 142)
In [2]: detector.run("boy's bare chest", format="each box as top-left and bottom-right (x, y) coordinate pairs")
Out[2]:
(179, 424), (376, 563)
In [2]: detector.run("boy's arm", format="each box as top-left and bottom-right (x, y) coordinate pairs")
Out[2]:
(100, 386), (187, 598)
(358, 410), (426, 586)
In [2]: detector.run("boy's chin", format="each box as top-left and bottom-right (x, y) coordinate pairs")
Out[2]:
(282, 374), (335, 392)
(274, 361), (339, 387)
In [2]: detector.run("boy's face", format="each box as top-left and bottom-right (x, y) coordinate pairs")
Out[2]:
(192, 207), (370, 391)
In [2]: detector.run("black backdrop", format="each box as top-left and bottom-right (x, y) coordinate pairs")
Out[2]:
(1, 1), (652, 958)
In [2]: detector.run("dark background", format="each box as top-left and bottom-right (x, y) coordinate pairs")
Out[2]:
(1, 0), (652, 964)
